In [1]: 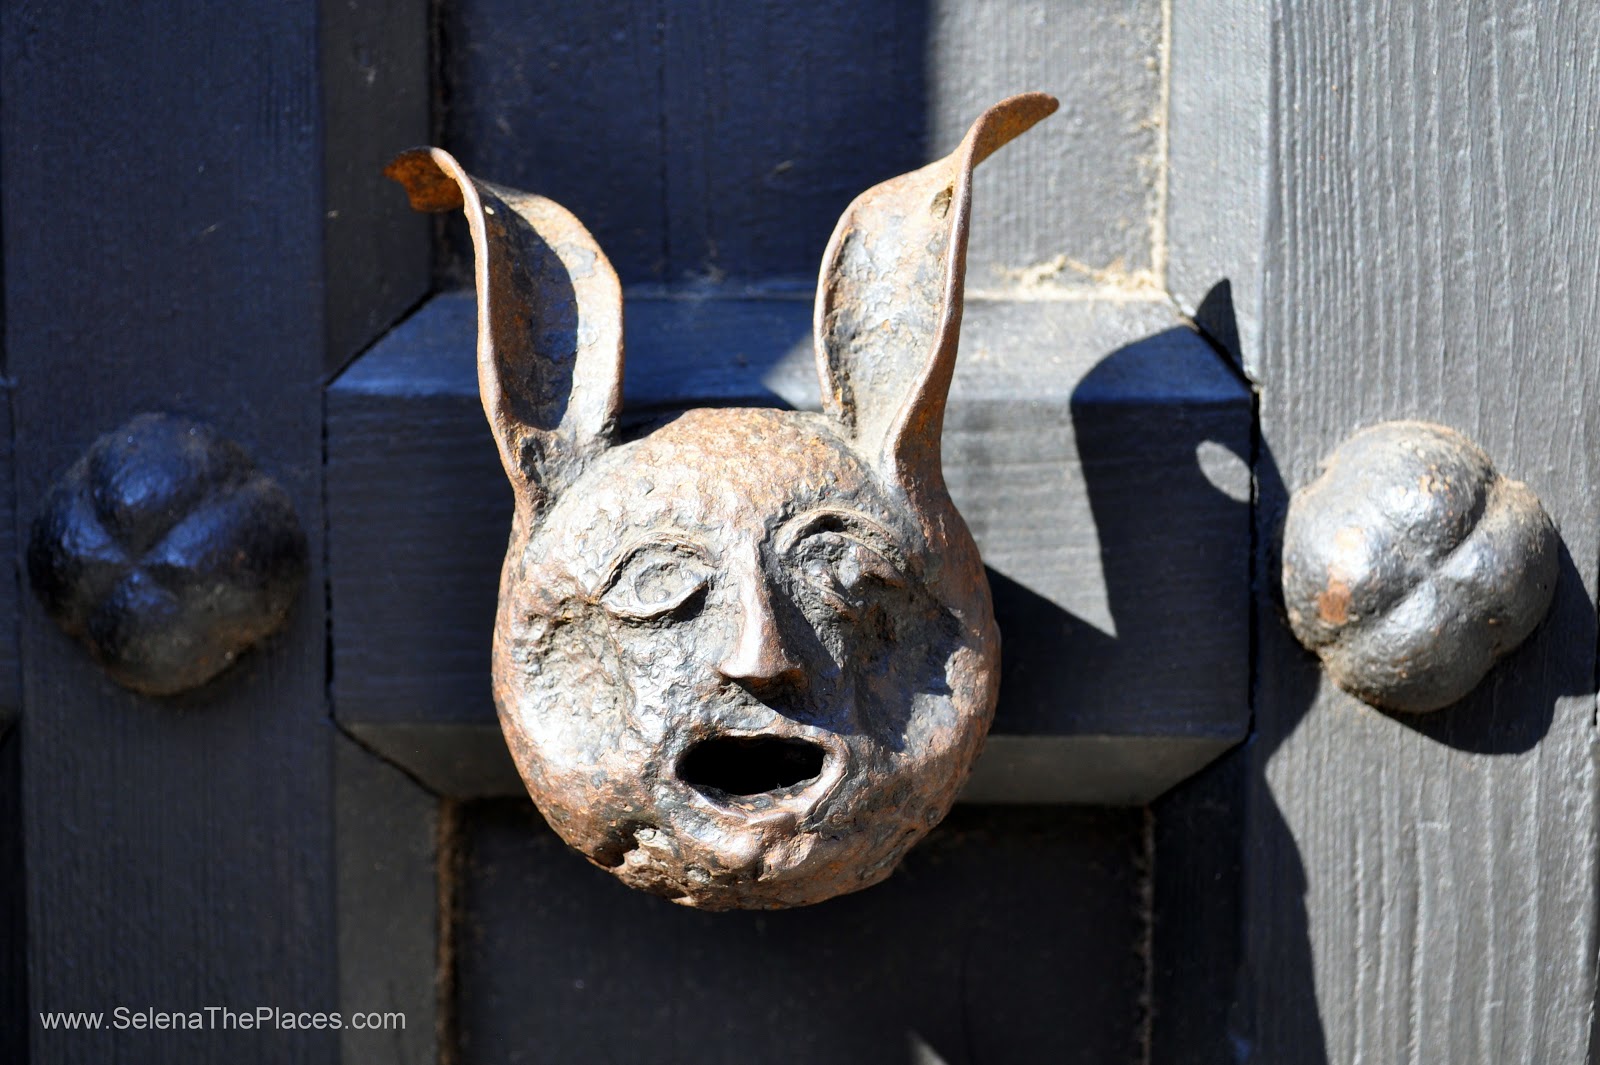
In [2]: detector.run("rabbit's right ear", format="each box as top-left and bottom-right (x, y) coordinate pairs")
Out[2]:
(814, 94), (1056, 511)
(386, 149), (623, 515)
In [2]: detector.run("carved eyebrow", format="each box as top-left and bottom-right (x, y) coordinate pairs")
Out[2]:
(592, 533), (714, 600)
(774, 508), (913, 568)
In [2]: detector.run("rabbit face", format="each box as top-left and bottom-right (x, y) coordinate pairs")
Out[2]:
(388, 92), (1055, 908)
(497, 407), (993, 907)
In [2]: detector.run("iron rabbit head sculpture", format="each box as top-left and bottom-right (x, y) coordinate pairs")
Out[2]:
(388, 93), (1056, 909)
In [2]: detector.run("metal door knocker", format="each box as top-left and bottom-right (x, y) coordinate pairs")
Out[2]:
(388, 93), (1056, 908)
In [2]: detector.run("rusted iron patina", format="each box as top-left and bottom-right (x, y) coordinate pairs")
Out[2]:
(29, 413), (308, 696)
(388, 93), (1056, 908)
(1282, 421), (1557, 713)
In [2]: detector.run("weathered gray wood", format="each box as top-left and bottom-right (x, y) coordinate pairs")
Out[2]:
(336, 736), (438, 1065)
(658, 0), (930, 286)
(961, 735), (1238, 805)
(925, 0), (1164, 295)
(346, 723), (522, 798)
(436, 0), (667, 283)
(1148, 749), (1246, 1065)
(321, 0), (432, 373)
(1212, 3), (1600, 1061)
(348, 722), (1240, 809)
(0, 388), (19, 732)
(0, 3), (414, 1058)
(1166, 2), (1272, 376)
(327, 293), (1250, 803)
(438, 0), (1162, 292)
(454, 800), (1147, 1064)
(0, 733), (25, 1062)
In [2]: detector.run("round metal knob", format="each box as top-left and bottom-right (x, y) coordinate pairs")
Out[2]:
(28, 413), (308, 696)
(1282, 421), (1557, 713)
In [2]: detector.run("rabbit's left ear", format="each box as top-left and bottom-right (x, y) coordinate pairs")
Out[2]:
(814, 93), (1057, 504)
(386, 149), (623, 515)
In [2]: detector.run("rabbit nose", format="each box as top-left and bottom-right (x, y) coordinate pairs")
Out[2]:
(716, 578), (806, 693)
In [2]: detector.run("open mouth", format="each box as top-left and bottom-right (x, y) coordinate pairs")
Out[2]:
(676, 736), (828, 799)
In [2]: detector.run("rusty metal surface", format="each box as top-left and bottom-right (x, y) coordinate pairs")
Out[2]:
(1282, 420), (1557, 714)
(388, 93), (1055, 908)
(27, 413), (308, 697)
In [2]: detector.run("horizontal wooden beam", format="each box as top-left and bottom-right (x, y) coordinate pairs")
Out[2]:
(328, 291), (1251, 802)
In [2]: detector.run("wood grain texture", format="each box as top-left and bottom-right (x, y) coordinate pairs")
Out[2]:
(1166, 0), (1272, 376)
(335, 736), (438, 1065)
(436, 0), (667, 282)
(437, 0), (1161, 291)
(1234, 3), (1600, 1061)
(346, 722), (1240, 808)
(327, 293), (1250, 802)
(0, 389), (19, 729)
(0, 733), (26, 1061)
(321, 0), (432, 374)
(1148, 747), (1247, 1065)
(1, 4), (343, 1059)
(925, 0), (1164, 292)
(454, 800), (1147, 1064)
(658, 0), (930, 286)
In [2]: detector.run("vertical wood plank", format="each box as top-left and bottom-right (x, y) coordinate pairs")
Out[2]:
(2, 4), (340, 1059)
(925, 0), (1164, 293)
(658, 0), (930, 284)
(321, 0), (432, 373)
(0, 733), (26, 1060)
(0, 386), (19, 1044)
(1166, 1), (1272, 374)
(0, 388), (19, 731)
(1240, 2), (1600, 1060)
(437, 0), (665, 281)
(438, 1), (1164, 291)
(336, 737), (438, 1065)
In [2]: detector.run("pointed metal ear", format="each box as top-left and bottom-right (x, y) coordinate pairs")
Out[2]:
(386, 149), (624, 511)
(814, 93), (1056, 498)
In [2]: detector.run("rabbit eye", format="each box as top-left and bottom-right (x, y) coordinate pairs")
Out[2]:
(600, 542), (712, 621)
(791, 530), (906, 618)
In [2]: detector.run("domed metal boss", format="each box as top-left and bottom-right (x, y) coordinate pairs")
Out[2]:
(28, 413), (308, 697)
(1282, 420), (1557, 713)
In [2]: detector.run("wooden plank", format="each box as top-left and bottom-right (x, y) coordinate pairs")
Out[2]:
(1151, 6), (1276, 1058)
(658, 0), (929, 284)
(0, 6), (349, 1059)
(0, 732), (26, 1063)
(436, 0), (665, 282)
(327, 293), (1251, 802)
(1166, 1), (1272, 376)
(335, 736), (438, 1065)
(321, 0), (432, 373)
(1226, 3), (1600, 1060)
(0, 388), (19, 731)
(963, 734), (1237, 806)
(438, 0), (1163, 292)
(1148, 747), (1247, 1064)
(924, 0), (1164, 294)
(453, 800), (1147, 1064)
(0, 392), (20, 1050)
(347, 722), (1239, 809)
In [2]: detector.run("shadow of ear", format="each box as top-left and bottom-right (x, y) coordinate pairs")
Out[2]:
(1195, 278), (1243, 372)
(984, 566), (1117, 736)
(1062, 324), (1253, 742)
